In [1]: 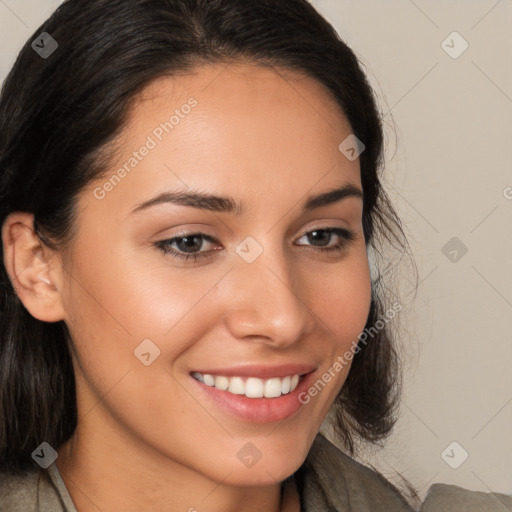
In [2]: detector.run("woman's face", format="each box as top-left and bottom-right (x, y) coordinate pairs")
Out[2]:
(58, 62), (372, 486)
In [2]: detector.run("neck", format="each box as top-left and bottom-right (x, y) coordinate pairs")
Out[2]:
(56, 414), (300, 512)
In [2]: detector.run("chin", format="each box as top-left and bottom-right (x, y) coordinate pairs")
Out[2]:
(208, 434), (312, 487)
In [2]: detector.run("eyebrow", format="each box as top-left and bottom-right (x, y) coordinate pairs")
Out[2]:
(130, 183), (363, 216)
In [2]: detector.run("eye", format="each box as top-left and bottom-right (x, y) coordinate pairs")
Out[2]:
(154, 233), (220, 263)
(295, 227), (355, 255)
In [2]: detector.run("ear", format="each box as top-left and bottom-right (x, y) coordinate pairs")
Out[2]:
(1, 211), (66, 322)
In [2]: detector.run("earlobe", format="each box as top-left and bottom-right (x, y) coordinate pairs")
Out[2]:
(1, 211), (66, 323)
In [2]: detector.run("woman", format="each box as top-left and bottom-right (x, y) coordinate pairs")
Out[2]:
(0, 0), (510, 510)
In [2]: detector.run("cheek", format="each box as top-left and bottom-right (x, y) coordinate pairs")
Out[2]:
(61, 245), (221, 442)
(60, 241), (229, 393)
(309, 248), (372, 348)
(300, 247), (372, 402)
(63, 240), (207, 339)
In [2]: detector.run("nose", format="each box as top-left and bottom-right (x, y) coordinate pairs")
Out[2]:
(222, 241), (317, 348)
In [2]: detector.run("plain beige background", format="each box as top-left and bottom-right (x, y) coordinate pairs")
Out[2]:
(1, 0), (511, 502)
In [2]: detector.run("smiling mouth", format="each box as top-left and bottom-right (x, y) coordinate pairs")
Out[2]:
(191, 372), (304, 399)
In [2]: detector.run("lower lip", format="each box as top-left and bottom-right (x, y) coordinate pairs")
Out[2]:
(190, 372), (315, 423)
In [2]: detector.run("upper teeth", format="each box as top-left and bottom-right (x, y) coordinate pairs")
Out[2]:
(191, 372), (300, 398)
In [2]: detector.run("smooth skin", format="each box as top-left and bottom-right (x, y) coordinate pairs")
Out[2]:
(2, 62), (372, 511)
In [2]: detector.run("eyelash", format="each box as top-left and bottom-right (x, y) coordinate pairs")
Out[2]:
(154, 227), (356, 263)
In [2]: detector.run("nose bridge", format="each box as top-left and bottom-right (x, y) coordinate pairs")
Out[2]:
(223, 236), (315, 345)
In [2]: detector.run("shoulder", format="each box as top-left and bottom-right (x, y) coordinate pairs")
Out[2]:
(0, 467), (68, 512)
(420, 483), (512, 512)
(299, 434), (512, 512)
(0, 469), (39, 511)
(297, 433), (414, 511)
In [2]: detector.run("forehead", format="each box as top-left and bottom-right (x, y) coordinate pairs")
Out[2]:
(81, 61), (360, 223)
(124, 61), (352, 150)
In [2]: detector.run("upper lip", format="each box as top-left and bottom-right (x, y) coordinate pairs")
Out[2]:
(190, 364), (316, 380)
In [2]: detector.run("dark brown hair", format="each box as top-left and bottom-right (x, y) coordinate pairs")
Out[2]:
(0, 0), (416, 483)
